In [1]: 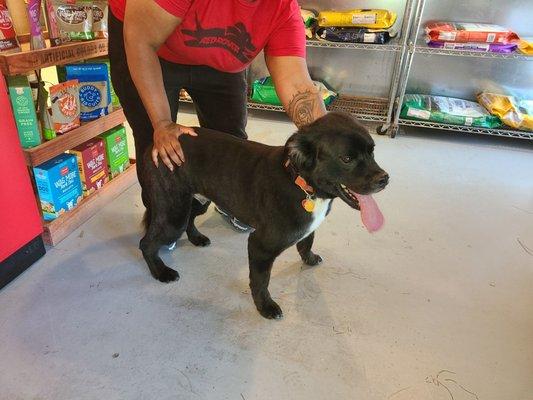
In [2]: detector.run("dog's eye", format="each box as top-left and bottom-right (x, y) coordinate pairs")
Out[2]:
(340, 155), (352, 164)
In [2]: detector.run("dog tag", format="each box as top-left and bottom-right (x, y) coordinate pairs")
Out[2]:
(302, 198), (315, 212)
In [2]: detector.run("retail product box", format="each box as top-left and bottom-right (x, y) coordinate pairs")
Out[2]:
(7, 75), (41, 148)
(70, 138), (109, 197)
(33, 154), (83, 221)
(99, 125), (130, 178)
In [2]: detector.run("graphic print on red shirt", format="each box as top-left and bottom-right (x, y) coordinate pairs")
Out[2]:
(181, 17), (256, 64)
(109, 0), (305, 73)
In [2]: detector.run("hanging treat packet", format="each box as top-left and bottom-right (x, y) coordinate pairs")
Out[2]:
(0, 0), (21, 53)
(27, 0), (46, 50)
(92, 0), (108, 38)
(50, 80), (81, 134)
(45, 0), (94, 46)
(66, 63), (112, 121)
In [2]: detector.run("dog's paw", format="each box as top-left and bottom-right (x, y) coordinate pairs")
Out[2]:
(156, 267), (180, 283)
(303, 253), (323, 266)
(258, 300), (283, 320)
(188, 234), (211, 247)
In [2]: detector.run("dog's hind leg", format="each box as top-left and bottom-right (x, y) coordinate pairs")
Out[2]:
(297, 232), (322, 266)
(140, 195), (191, 283)
(248, 233), (284, 320)
(186, 197), (211, 247)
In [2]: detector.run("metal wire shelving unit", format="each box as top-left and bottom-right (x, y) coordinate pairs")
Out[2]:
(399, 119), (533, 140)
(180, 93), (390, 123)
(386, 0), (533, 140)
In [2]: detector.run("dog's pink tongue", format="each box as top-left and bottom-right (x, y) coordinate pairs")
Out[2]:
(353, 193), (384, 233)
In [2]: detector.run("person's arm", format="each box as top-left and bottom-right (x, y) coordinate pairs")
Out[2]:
(123, 0), (195, 170)
(267, 55), (326, 128)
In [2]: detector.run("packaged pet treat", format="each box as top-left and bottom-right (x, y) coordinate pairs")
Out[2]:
(301, 9), (316, 39)
(426, 39), (517, 53)
(92, 0), (108, 39)
(36, 81), (56, 141)
(66, 63), (112, 121)
(99, 125), (130, 178)
(425, 22), (519, 44)
(70, 138), (109, 196)
(50, 80), (81, 134)
(478, 93), (533, 131)
(27, 0), (46, 50)
(317, 27), (393, 44)
(45, 0), (94, 46)
(7, 75), (42, 149)
(318, 9), (397, 29)
(0, 0), (21, 53)
(33, 153), (83, 221)
(401, 94), (502, 128)
(251, 77), (337, 106)
(518, 37), (533, 55)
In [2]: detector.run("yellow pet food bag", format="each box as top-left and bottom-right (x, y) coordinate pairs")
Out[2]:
(478, 93), (533, 131)
(318, 9), (397, 29)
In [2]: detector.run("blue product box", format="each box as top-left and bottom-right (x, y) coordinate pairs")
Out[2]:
(33, 154), (83, 221)
(65, 63), (112, 122)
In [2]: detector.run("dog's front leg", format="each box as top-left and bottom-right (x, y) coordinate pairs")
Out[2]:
(248, 233), (283, 320)
(297, 232), (323, 266)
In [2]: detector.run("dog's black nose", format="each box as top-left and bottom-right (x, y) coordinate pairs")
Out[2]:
(377, 172), (389, 186)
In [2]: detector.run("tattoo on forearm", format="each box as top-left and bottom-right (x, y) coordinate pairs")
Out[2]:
(287, 90), (319, 128)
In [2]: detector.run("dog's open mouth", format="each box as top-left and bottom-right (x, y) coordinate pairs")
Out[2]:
(338, 184), (384, 233)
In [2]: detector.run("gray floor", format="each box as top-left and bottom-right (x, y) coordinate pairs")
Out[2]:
(1, 112), (532, 400)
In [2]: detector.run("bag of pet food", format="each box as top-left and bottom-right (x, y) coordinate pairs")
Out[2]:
(251, 77), (337, 106)
(426, 39), (517, 53)
(317, 27), (393, 44)
(92, 0), (108, 39)
(66, 63), (112, 121)
(400, 94), (502, 128)
(318, 9), (397, 29)
(425, 22), (519, 44)
(301, 8), (316, 39)
(517, 37), (533, 55)
(27, 0), (46, 50)
(45, 0), (94, 46)
(478, 93), (533, 131)
(0, 0), (21, 54)
(50, 80), (81, 134)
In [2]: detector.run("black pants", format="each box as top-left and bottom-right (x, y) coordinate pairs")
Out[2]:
(108, 12), (248, 204)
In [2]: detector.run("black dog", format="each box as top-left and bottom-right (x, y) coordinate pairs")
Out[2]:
(139, 112), (389, 319)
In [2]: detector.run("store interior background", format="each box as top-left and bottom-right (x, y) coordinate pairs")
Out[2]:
(1, 1), (532, 399)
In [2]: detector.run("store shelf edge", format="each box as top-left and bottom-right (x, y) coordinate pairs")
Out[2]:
(42, 161), (137, 246)
(24, 109), (126, 167)
(0, 39), (108, 76)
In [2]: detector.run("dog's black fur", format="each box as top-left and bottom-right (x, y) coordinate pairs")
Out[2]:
(139, 112), (388, 319)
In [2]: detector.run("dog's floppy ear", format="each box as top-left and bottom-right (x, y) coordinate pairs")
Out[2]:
(286, 131), (316, 171)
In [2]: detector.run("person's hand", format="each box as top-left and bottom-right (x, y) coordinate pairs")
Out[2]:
(152, 121), (197, 171)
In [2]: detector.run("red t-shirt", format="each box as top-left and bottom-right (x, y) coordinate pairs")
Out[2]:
(109, 0), (305, 73)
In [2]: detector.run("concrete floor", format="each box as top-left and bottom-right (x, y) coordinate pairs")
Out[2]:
(1, 112), (532, 400)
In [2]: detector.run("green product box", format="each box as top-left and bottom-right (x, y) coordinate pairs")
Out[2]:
(100, 125), (130, 178)
(8, 75), (42, 149)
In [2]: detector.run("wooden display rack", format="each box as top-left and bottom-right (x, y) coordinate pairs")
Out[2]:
(2, 39), (137, 246)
